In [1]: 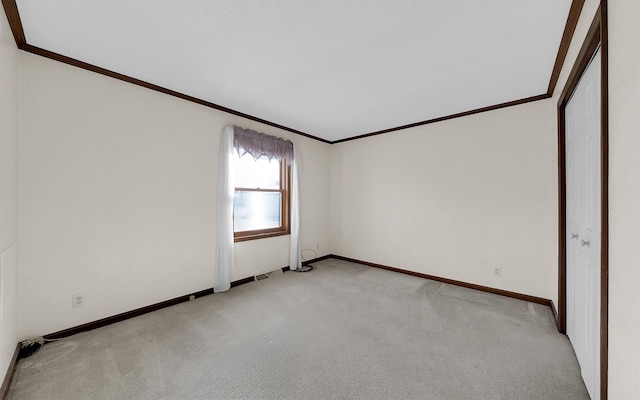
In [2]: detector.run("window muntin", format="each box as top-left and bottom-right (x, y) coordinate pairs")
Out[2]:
(234, 153), (280, 189)
(233, 152), (290, 241)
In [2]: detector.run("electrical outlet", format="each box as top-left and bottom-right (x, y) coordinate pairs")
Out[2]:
(493, 267), (502, 277)
(72, 293), (84, 308)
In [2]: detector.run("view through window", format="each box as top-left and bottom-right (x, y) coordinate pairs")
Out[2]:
(233, 152), (289, 241)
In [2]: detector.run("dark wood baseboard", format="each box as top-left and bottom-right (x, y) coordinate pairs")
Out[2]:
(230, 277), (254, 288)
(302, 254), (332, 266)
(43, 273), (263, 340)
(42, 255), (333, 340)
(0, 343), (20, 400)
(330, 255), (553, 306)
(37, 252), (549, 343)
(44, 287), (214, 340)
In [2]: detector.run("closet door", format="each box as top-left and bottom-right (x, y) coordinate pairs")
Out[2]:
(565, 47), (601, 400)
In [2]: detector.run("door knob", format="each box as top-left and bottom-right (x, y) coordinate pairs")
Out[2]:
(581, 240), (590, 247)
(571, 233), (579, 239)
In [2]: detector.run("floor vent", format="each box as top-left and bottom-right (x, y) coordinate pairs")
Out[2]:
(254, 268), (284, 282)
(254, 273), (271, 281)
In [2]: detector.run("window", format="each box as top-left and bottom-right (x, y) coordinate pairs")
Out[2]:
(233, 151), (290, 241)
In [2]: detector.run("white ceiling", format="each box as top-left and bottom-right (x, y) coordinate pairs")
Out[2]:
(16, 0), (572, 142)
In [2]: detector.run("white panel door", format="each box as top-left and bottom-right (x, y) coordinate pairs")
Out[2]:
(565, 47), (601, 400)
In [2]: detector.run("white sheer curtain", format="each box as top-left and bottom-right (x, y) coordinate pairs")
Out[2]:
(289, 143), (301, 270)
(214, 126), (235, 292)
(215, 125), (301, 288)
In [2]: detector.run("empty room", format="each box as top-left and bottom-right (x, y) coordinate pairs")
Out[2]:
(1, 0), (638, 399)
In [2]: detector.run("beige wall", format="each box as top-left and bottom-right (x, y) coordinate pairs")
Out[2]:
(607, 0), (640, 397)
(17, 53), (331, 338)
(0, 10), (20, 381)
(331, 99), (558, 301)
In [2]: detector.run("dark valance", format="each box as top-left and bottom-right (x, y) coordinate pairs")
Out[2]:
(233, 126), (294, 162)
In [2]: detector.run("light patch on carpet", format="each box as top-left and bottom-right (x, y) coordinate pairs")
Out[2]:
(437, 283), (530, 313)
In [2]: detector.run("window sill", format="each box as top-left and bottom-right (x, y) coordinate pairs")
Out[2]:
(234, 229), (290, 242)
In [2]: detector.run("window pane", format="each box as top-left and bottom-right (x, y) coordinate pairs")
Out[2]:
(234, 191), (282, 232)
(234, 153), (280, 189)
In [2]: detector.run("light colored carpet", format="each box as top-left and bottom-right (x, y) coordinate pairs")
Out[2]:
(7, 259), (589, 399)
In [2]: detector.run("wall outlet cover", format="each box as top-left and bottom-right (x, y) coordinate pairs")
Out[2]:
(72, 293), (84, 308)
